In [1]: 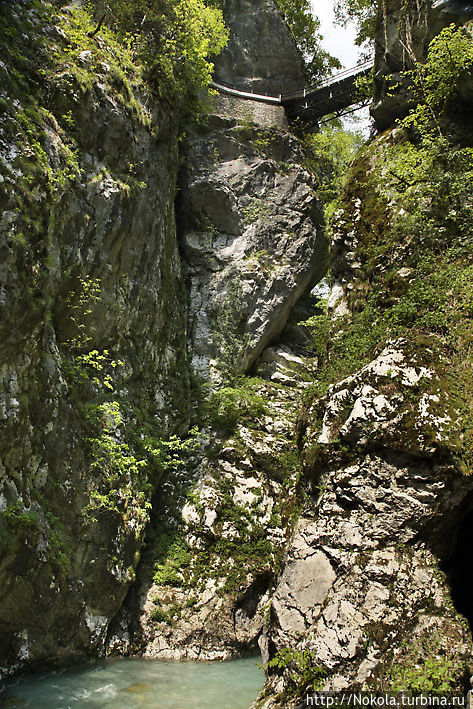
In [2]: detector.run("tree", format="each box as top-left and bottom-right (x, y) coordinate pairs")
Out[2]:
(334, 0), (377, 52)
(276, 0), (341, 82)
(90, 0), (228, 111)
(304, 118), (364, 207)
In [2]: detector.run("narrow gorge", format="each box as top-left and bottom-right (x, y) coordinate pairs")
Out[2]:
(1, 0), (473, 707)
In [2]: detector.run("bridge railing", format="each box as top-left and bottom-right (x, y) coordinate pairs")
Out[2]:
(209, 79), (282, 104)
(210, 58), (375, 109)
(280, 59), (374, 102)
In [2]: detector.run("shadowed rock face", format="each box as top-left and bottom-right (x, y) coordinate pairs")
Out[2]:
(214, 0), (305, 94)
(371, 0), (473, 129)
(433, 0), (473, 12)
(0, 5), (189, 679)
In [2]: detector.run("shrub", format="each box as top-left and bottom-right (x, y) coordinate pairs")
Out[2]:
(204, 379), (268, 434)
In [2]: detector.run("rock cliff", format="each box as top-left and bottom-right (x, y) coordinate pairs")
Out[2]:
(215, 0), (305, 94)
(104, 0), (327, 666)
(2, 0), (473, 703)
(0, 0), (325, 683)
(254, 8), (473, 699)
(372, 0), (473, 128)
(180, 116), (326, 382)
(0, 1), (189, 678)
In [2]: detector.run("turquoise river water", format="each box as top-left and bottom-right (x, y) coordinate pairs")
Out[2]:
(0, 656), (264, 708)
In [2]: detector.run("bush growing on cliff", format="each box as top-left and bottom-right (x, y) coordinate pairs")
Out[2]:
(275, 0), (340, 81)
(402, 23), (473, 135)
(386, 634), (467, 693)
(90, 0), (228, 110)
(153, 530), (192, 586)
(266, 648), (327, 695)
(203, 378), (268, 434)
(19, 0), (227, 118)
(304, 121), (364, 209)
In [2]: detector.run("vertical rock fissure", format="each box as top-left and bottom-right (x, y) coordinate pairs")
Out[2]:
(441, 504), (473, 633)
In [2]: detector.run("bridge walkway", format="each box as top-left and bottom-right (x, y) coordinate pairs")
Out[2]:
(210, 59), (374, 123)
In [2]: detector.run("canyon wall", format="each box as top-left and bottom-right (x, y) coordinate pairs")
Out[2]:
(2, 0), (473, 704)
(0, 1), (189, 677)
(0, 0), (325, 681)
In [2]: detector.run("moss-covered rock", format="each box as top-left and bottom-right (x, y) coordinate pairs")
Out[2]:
(255, 86), (473, 709)
(0, 1), (190, 678)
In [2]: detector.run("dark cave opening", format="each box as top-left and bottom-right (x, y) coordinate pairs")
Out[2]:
(441, 507), (473, 634)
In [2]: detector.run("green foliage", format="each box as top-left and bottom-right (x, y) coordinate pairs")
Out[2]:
(150, 602), (181, 623)
(242, 197), (272, 223)
(64, 289), (143, 525)
(63, 278), (127, 392)
(389, 656), (454, 693)
(0, 503), (39, 531)
(84, 401), (151, 524)
(83, 406), (199, 528)
(304, 302), (384, 399)
(60, 277), (174, 530)
(44, 511), (72, 576)
(354, 69), (375, 103)
(402, 24), (473, 136)
(300, 299), (330, 359)
(68, 349), (125, 391)
(142, 426), (200, 478)
(304, 26), (473, 471)
(63, 278), (102, 350)
(253, 129), (277, 154)
(387, 634), (465, 694)
(267, 648), (327, 691)
(45, 5), (152, 125)
(101, 0), (228, 114)
(153, 530), (192, 586)
(334, 0), (377, 50)
(304, 122), (364, 210)
(203, 378), (268, 434)
(275, 0), (340, 81)
(277, 449), (303, 486)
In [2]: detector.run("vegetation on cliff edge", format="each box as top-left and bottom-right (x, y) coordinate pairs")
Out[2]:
(304, 25), (473, 466)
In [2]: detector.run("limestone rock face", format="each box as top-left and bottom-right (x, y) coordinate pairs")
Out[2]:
(372, 0), (473, 128)
(179, 115), (327, 382)
(0, 0), (325, 683)
(256, 342), (473, 705)
(106, 340), (317, 662)
(0, 5), (188, 678)
(215, 0), (305, 94)
(254, 129), (473, 707)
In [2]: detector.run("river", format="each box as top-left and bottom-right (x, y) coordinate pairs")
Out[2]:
(0, 656), (264, 708)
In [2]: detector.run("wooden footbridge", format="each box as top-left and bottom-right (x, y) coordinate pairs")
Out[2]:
(210, 59), (374, 123)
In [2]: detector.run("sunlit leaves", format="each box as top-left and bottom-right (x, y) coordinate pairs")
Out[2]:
(91, 0), (228, 115)
(334, 0), (377, 49)
(276, 0), (340, 81)
(403, 24), (473, 135)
